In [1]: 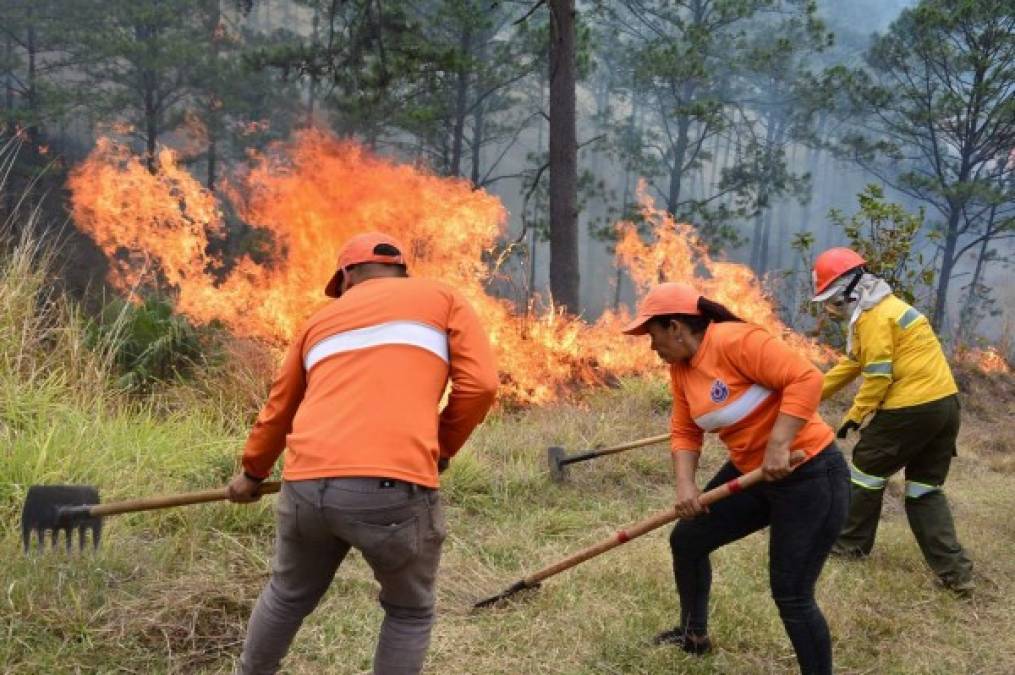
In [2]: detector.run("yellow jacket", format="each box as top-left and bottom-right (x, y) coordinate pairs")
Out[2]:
(821, 294), (957, 425)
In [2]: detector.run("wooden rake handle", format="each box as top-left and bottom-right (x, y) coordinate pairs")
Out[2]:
(87, 481), (282, 518)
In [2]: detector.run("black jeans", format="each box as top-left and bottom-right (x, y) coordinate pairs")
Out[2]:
(669, 445), (849, 675)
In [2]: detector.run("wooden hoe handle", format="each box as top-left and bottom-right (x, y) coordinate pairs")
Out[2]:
(588, 433), (671, 458)
(88, 481), (282, 518)
(474, 450), (808, 608)
(523, 465), (767, 585)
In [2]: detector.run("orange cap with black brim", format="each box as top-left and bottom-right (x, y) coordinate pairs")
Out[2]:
(622, 282), (702, 335)
(325, 232), (408, 298)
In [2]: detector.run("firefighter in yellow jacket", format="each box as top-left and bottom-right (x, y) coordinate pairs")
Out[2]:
(811, 248), (973, 593)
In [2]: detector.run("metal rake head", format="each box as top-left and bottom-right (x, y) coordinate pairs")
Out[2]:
(21, 485), (102, 553)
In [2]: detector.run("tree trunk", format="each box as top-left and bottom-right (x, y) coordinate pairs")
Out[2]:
(788, 116), (826, 312)
(469, 35), (488, 186)
(20, 1), (39, 155)
(525, 62), (548, 306)
(205, 0), (221, 192)
(759, 207), (774, 274)
(450, 27), (473, 177)
(145, 97), (158, 174)
(721, 127), (734, 210)
(528, 227), (538, 303)
(760, 121), (786, 274)
(751, 116), (779, 272)
(613, 96), (640, 311)
(773, 141), (801, 272)
(26, 3), (36, 118)
(613, 169), (632, 311)
(750, 209), (764, 271)
(666, 115), (692, 215)
(207, 130), (217, 192)
(3, 30), (14, 221)
(135, 20), (160, 174)
(956, 158), (1005, 343)
(470, 99), (484, 185)
(707, 134), (723, 195)
(548, 0), (579, 313)
(819, 155), (838, 251)
(4, 32), (13, 113)
(931, 207), (962, 332)
(957, 231), (990, 345)
(308, 7), (320, 124)
(775, 199), (790, 271)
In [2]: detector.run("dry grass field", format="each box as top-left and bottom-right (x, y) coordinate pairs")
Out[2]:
(2, 232), (1014, 674)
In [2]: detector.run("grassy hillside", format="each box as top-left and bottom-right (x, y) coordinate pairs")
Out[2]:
(2, 234), (1013, 674)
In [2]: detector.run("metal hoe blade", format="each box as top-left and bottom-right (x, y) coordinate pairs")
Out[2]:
(21, 485), (102, 553)
(547, 446), (568, 482)
(472, 580), (541, 609)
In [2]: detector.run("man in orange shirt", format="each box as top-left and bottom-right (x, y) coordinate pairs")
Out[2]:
(227, 232), (499, 675)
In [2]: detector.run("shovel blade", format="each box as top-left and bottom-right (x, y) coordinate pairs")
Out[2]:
(21, 485), (102, 553)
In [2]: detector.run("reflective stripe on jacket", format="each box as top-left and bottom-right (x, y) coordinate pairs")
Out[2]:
(821, 294), (957, 425)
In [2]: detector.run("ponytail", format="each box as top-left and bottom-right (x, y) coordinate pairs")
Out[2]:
(698, 297), (742, 324)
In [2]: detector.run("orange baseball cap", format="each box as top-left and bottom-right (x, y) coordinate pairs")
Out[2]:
(324, 232), (408, 297)
(622, 282), (702, 335)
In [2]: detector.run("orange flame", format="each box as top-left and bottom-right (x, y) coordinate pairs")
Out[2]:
(67, 132), (830, 404)
(957, 346), (1011, 375)
(68, 130), (658, 403)
(616, 182), (834, 363)
(237, 119), (270, 136)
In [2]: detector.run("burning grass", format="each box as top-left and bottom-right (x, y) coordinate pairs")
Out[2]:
(66, 130), (838, 406)
(955, 346), (1012, 376)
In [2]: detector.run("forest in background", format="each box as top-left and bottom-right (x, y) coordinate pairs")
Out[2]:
(1, 0), (1012, 354)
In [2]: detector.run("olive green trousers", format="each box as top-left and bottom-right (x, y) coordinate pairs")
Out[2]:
(835, 394), (973, 588)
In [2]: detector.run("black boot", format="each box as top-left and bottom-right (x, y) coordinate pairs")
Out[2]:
(652, 626), (712, 654)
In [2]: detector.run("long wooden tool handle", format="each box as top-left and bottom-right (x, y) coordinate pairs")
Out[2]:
(523, 451), (806, 586)
(521, 468), (764, 585)
(88, 481), (282, 517)
(586, 432), (670, 459)
(563, 433), (670, 466)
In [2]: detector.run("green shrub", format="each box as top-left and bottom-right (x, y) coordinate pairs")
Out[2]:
(89, 297), (202, 391)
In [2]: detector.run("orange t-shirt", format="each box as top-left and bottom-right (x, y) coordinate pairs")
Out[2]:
(241, 276), (499, 488)
(669, 322), (834, 472)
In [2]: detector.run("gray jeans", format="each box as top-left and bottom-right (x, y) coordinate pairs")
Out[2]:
(238, 478), (447, 675)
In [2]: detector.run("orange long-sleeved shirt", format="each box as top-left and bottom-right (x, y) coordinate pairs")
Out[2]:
(669, 322), (834, 472)
(242, 276), (499, 488)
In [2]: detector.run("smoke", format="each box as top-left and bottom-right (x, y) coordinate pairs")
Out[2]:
(818, 0), (917, 39)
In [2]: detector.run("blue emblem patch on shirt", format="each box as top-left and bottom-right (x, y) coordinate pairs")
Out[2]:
(710, 379), (729, 403)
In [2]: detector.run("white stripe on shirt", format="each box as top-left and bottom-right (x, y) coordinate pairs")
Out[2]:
(304, 321), (449, 371)
(693, 384), (773, 431)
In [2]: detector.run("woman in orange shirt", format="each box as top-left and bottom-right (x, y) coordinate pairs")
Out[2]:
(623, 282), (849, 675)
